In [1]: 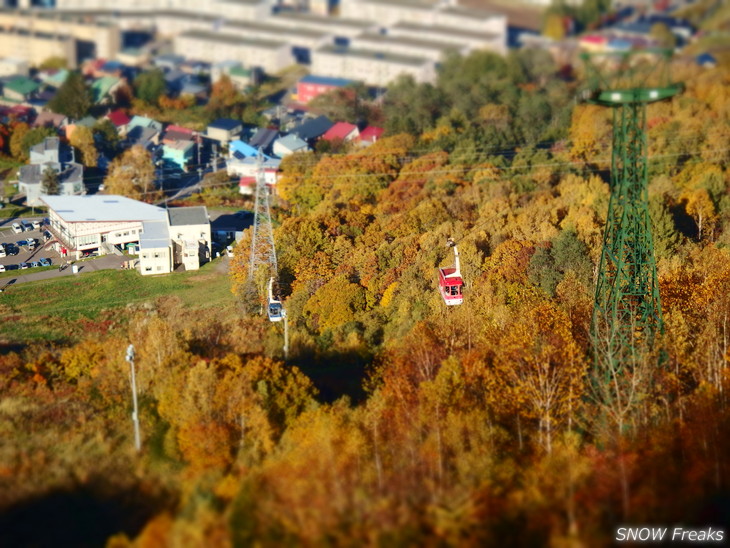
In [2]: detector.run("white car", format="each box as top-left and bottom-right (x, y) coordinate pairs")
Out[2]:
(12, 222), (22, 234)
(0, 248), (5, 258)
(0, 264), (5, 272)
(32, 220), (41, 229)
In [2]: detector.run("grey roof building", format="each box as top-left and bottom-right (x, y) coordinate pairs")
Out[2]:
(19, 137), (84, 207)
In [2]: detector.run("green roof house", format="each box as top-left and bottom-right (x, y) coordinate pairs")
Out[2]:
(91, 76), (122, 104)
(4, 76), (40, 102)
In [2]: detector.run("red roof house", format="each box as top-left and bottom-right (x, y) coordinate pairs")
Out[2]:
(106, 110), (132, 133)
(322, 122), (359, 142)
(358, 126), (384, 145)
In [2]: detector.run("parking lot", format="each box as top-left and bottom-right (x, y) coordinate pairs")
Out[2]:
(0, 217), (59, 272)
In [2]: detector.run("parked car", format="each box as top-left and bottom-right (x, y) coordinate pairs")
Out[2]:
(0, 248), (5, 258)
(30, 261), (40, 268)
(39, 257), (51, 267)
(32, 220), (41, 229)
(21, 221), (33, 232)
(6, 245), (18, 256)
(12, 223), (22, 234)
(19, 262), (28, 269)
(16, 240), (27, 248)
(43, 231), (52, 241)
(0, 264), (4, 272)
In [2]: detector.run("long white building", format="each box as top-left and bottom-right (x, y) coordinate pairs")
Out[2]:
(174, 30), (295, 73)
(311, 45), (436, 86)
(350, 32), (468, 62)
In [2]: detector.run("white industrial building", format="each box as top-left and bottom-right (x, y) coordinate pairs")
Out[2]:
(41, 195), (211, 275)
(174, 30), (294, 74)
(311, 45), (436, 86)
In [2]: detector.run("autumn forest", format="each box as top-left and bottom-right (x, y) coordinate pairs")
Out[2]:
(2, 50), (730, 546)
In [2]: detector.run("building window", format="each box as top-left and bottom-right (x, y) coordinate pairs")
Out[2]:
(142, 253), (148, 259)
(123, 232), (129, 236)
(157, 266), (162, 271)
(154, 252), (160, 258)
(145, 267), (152, 272)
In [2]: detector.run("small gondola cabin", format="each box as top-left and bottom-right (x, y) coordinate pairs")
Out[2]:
(438, 267), (464, 306)
(438, 244), (463, 306)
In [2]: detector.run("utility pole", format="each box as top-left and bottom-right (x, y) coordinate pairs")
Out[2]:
(283, 313), (289, 360)
(125, 344), (141, 452)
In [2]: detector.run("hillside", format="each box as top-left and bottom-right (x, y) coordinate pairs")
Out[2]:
(2, 51), (730, 546)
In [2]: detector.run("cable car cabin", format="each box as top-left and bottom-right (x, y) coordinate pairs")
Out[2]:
(268, 301), (285, 322)
(267, 277), (286, 322)
(438, 267), (464, 306)
(438, 244), (463, 306)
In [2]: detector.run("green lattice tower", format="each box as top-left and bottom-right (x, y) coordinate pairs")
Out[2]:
(581, 50), (683, 375)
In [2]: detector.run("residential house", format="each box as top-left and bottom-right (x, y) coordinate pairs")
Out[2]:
(154, 54), (186, 72)
(229, 139), (259, 159)
(162, 124), (196, 145)
(229, 154), (279, 181)
(162, 139), (195, 171)
(116, 47), (149, 67)
(273, 134), (309, 157)
(296, 74), (356, 104)
(65, 115), (97, 140)
(129, 115), (164, 133)
(34, 111), (69, 130)
(291, 114), (334, 146)
(0, 58), (29, 77)
(18, 137), (84, 207)
(127, 126), (160, 149)
(164, 69), (188, 96)
(38, 68), (69, 88)
(249, 128), (279, 154)
(207, 118), (243, 145)
(91, 75), (123, 104)
(106, 109), (131, 136)
(3, 76), (39, 102)
(358, 125), (384, 146)
(322, 121), (359, 142)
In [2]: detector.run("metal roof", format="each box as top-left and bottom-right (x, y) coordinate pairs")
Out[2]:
(139, 218), (170, 250)
(168, 206), (209, 226)
(41, 195), (167, 223)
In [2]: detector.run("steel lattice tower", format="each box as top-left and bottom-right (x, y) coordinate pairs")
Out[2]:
(247, 152), (278, 303)
(582, 50), (683, 370)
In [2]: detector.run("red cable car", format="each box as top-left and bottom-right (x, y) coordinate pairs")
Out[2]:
(438, 243), (463, 306)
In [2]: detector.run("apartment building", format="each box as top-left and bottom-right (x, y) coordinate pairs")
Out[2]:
(351, 32), (468, 62)
(311, 45), (435, 86)
(0, 28), (75, 69)
(0, 9), (121, 61)
(388, 22), (505, 53)
(174, 30), (294, 74)
(269, 12), (377, 38)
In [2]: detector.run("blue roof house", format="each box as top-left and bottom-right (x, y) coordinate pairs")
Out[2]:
(162, 140), (195, 171)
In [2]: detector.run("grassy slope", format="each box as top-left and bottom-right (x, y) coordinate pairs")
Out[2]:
(0, 259), (234, 343)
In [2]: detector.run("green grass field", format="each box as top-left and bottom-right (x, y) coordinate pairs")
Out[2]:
(0, 260), (234, 343)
